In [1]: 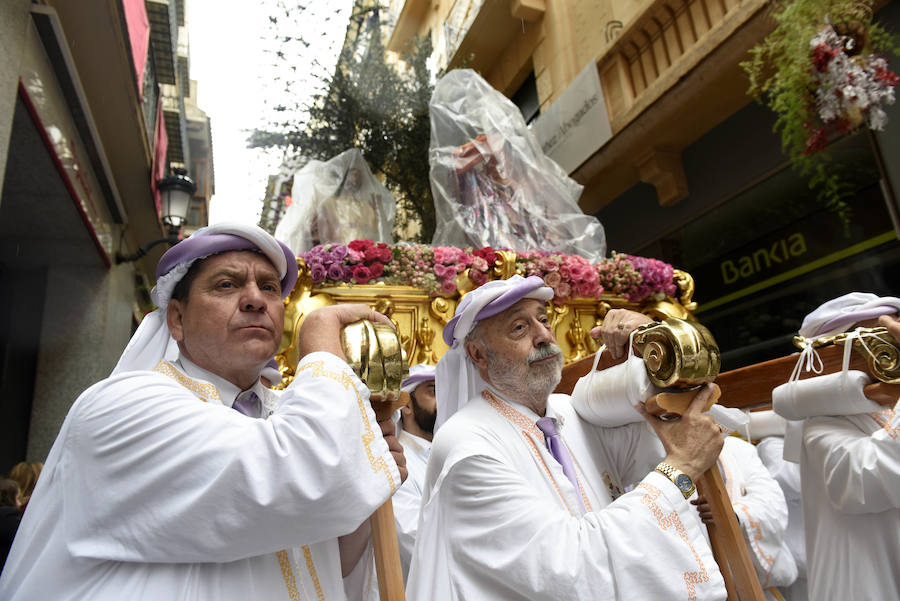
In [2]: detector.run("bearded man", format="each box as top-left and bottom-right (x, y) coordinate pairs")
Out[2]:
(0, 223), (405, 601)
(392, 364), (437, 580)
(406, 275), (727, 600)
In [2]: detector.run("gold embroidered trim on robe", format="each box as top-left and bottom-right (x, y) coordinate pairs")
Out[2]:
(296, 360), (397, 493)
(152, 360), (222, 403)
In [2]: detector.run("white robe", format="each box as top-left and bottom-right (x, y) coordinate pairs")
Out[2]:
(756, 437), (807, 601)
(0, 352), (399, 601)
(801, 405), (900, 601)
(406, 391), (726, 601)
(393, 430), (432, 581)
(718, 437), (797, 599)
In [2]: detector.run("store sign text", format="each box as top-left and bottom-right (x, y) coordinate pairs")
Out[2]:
(720, 233), (808, 284)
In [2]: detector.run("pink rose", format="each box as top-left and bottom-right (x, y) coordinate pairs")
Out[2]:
(556, 282), (571, 298)
(440, 278), (457, 295)
(433, 247), (453, 264)
(539, 257), (559, 272)
(543, 271), (562, 288)
(471, 256), (488, 272)
(469, 268), (488, 286)
(576, 282), (596, 298)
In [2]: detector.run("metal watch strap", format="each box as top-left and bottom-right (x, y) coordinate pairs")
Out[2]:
(654, 461), (695, 499)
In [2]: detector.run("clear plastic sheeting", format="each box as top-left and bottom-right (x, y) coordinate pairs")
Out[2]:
(275, 148), (396, 254)
(428, 69), (606, 261)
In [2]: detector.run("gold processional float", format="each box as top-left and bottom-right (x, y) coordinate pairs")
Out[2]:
(273, 250), (700, 387)
(269, 247), (899, 601)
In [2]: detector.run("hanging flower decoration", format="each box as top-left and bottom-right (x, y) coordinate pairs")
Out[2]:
(806, 23), (899, 154)
(741, 0), (900, 224)
(299, 241), (679, 304)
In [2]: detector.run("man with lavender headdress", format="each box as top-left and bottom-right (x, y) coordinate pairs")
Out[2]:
(0, 223), (406, 601)
(406, 275), (727, 601)
(392, 363), (436, 581)
(772, 292), (900, 601)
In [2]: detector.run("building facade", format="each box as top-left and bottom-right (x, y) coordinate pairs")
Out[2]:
(386, 0), (900, 369)
(0, 0), (212, 471)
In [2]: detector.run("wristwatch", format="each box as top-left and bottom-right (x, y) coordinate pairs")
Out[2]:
(654, 462), (696, 499)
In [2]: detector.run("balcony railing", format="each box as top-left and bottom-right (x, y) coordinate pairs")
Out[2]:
(598, 0), (766, 132)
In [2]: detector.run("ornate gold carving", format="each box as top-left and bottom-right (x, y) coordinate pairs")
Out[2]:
(632, 318), (721, 388)
(430, 296), (455, 326)
(456, 268), (477, 296)
(492, 249), (519, 280)
(547, 302), (569, 331)
(795, 327), (900, 384)
(672, 269), (697, 312)
(273, 266), (699, 386)
(565, 318), (590, 362)
(416, 316), (438, 364)
(596, 301), (612, 318)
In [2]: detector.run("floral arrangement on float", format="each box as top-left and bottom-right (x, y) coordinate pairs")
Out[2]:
(299, 239), (678, 304)
(741, 0), (899, 222)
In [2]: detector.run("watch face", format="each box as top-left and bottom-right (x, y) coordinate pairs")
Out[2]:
(675, 474), (693, 492)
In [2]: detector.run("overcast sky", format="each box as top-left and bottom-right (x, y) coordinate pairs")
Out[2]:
(188, 0), (353, 225)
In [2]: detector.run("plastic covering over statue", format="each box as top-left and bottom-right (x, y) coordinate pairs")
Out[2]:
(428, 69), (607, 262)
(275, 148), (396, 254)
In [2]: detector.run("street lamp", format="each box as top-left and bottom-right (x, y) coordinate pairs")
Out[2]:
(116, 169), (196, 264)
(158, 169), (195, 228)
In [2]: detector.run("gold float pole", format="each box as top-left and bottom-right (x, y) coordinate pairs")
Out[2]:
(342, 320), (408, 601)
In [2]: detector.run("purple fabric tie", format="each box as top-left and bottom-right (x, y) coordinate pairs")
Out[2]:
(536, 417), (587, 513)
(232, 392), (260, 418)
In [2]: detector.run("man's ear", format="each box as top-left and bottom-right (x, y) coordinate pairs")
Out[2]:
(465, 339), (489, 372)
(400, 403), (413, 417)
(166, 299), (186, 342)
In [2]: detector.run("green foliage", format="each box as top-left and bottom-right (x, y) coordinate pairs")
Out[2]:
(740, 0), (897, 224)
(249, 6), (437, 242)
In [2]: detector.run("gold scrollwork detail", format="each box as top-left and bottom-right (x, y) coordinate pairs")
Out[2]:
(430, 297), (455, 326)
(492, 250), (519, 280)
(456, 269), (477, 297)
(596, 301), (612, 319)
(547, 302), (569, 332)
(672, 269), (697, 312)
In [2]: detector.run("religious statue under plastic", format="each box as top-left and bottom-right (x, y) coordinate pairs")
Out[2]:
(429, 69), (607, 262)
(275, 148), (396, 254)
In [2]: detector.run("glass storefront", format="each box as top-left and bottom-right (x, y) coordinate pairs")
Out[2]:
(639, 132), (899, 369)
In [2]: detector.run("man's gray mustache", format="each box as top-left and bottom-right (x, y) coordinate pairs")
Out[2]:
(528, 344), (562, 364)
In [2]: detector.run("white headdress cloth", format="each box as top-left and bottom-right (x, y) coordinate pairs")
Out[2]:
(111, 223), (290, 376)
(402, 363), (437, 393)
(435, 275), (553, 431)
(799, 292), (900, 339)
